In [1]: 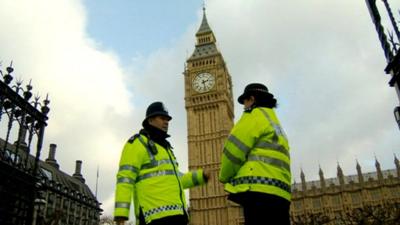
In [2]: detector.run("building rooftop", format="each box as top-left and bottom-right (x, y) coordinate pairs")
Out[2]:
(1, 138), (100, 207)
(292, 168), (398, 191)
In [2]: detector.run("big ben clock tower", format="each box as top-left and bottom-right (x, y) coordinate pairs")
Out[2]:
(184, 8), (242, 225)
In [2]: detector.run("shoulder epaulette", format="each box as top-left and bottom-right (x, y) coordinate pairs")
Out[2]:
(127, 133), (141, 144)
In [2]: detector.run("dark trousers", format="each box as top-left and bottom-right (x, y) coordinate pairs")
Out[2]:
(146, 215), (188, 225)
(229, 192), (291, 225)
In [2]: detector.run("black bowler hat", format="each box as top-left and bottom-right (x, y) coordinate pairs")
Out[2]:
(237, 83), (271, 104)
(142, 101), (172, 125)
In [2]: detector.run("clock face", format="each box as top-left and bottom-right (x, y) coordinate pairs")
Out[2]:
(192, 72), (215, 93)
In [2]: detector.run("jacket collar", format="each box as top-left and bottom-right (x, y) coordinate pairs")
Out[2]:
(140, 123), (172, 149)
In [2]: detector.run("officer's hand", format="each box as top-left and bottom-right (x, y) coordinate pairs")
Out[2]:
(203, 169), (211, 183)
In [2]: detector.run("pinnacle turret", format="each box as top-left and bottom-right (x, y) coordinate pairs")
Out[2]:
(196, 7), (213, 36)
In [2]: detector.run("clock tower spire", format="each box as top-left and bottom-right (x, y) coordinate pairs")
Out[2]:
(184, 8), (238, 225)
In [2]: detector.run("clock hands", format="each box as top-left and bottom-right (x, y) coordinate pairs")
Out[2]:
(193, 73), (215, 93)
(202, 78), (209, 89)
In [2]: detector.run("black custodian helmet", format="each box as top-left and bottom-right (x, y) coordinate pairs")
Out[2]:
(142, 101), (172, 126)
(237, 83), (271, 104)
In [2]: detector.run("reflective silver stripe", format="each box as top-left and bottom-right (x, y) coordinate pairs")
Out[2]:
(119, 165), (139, 174)
(143, 204), (184, 218)
(136, 170), (176, 182)
(138, 135), (155, 161)
(273, 124), (287, 139)
(115, 202), (130, 209)
(141, 159), (177, 169)
(258, 107), (274, 124)
(228, 135), (251, 154)
(258, 108), (288, 140)
(178, 171), (184, 177)
(230, 176), (291, 193)
(248, 155), (290, 172)
(117, 177), (135, 184)
(255, 141), (290, 158)
(223, 148), (242, 165)
(192, 171), (199, 186)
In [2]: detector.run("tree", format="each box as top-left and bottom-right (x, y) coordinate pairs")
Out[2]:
(291, 202), (400, 225)
(291, 212), (331, 225)
(99, 215), (135, 225)
(99, 215), (114, 225)
(335, 202), (400, 225)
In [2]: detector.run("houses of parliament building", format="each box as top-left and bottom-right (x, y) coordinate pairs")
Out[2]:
(291, 158), (400, 223)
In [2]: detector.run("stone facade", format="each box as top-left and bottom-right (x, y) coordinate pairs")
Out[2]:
(38, 144), (102, 224)
(290, 158), (400, 223)
(184, 8), (241, 225)
(2, 139), (102, 225)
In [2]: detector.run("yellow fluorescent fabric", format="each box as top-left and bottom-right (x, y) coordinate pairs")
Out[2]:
(114, 134), (205, 224)
(219, 107), (291, 201)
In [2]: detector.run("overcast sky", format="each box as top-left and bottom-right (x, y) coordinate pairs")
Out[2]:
(1, 0), (400, 218)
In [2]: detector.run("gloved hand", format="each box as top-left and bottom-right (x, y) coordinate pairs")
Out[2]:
(203, 169), (211, 183)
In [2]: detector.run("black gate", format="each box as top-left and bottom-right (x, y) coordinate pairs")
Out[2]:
(0, 62), (49, 225)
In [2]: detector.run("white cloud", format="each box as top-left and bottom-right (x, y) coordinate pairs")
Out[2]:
(0, 0), (135, 216)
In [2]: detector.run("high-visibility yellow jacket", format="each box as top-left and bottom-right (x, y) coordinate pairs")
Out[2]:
(114, 134), (205, 224)
(219, 107), (291, 201)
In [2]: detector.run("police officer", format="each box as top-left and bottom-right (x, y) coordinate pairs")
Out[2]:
(114, 101), (208, 225)
(219, 83), (291, 225)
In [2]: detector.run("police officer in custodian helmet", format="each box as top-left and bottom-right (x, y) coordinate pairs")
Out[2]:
(114, 101), (209, 225)
(219, 83), (291, 225)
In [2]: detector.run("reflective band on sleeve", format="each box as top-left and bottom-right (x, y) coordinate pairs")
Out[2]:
(141, 159), (177, 169)
(248, 155), (290, 172)
(143, 204), (184, 219)
(192, 171), (199, 186)
(117, 177), (135, 184)
(178, 171), (184, 177)
(223, 148), (243, 165)
(254, 141), (290, 158)
(119, 165), (139, 174)
(273, 124), (287, 139)
(259, 108), (288, 140)
(115, 202), (130, 209)
(258, 107), (274, 124)
(136, 170), (176, 182)
(228, 135), (251, 154)
(231, 176), (291, 193)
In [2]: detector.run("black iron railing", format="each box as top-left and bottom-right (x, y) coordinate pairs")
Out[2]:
(0, 62), (50, 225)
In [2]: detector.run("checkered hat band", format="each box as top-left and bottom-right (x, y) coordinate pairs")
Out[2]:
(231, 176), (291, 193)
(248, 88), (268, 93)
(143, 204), (184, 218)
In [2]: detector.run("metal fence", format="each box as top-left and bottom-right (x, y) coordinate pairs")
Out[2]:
(0, 62), (50, 225)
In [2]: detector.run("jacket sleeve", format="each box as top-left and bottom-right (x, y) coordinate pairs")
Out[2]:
(114, 139), (146, 219)
(219, 111), (267, 183)
(179, 169), (205, 189)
